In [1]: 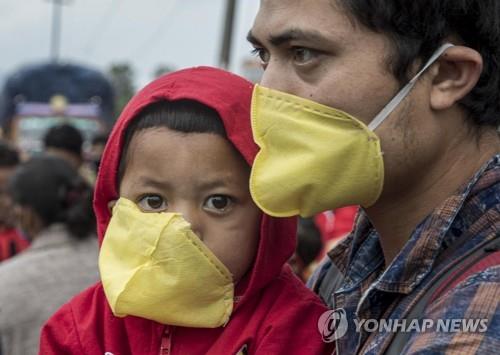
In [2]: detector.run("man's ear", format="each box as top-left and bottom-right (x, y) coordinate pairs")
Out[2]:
(108, 200), (117, 214)
(429, 45), (483, 110)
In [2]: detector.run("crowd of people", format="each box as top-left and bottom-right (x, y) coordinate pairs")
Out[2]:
(0, 1), (499, 354)
(0, 125), (107, 354)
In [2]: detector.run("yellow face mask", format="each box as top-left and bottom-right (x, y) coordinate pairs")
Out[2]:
(99, 198), (234, 328)
(249, 44), (454, 218)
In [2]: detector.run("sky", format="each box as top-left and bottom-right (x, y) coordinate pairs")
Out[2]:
(0, 0), (261, 89)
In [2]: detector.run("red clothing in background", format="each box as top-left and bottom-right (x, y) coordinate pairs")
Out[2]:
(0, 228), (29, 262)
(315, 206), (357, 259)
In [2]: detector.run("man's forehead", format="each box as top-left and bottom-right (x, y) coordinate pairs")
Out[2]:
(250, 0), (356, 45)
(259, 0), (338, 8)
(257, 0), (342, 15)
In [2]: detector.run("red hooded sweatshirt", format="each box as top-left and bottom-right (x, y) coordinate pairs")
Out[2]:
(39, 67), (333, 355)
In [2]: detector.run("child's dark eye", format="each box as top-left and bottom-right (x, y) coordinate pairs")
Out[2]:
(138, 195), (167, 212)
(204, 195), (232, 213)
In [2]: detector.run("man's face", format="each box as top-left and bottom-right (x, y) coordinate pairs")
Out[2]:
(249, 0), (401, 123)
(249, 0), (441, 200)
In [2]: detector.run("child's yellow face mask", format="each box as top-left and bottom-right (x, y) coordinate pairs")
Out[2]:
(249, 44), (453, 218)
(99, 198), (234, 328)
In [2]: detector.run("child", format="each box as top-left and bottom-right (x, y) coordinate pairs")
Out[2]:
(40, 67), (332, 354)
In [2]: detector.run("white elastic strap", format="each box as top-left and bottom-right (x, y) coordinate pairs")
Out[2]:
(368, 43), (455, 131)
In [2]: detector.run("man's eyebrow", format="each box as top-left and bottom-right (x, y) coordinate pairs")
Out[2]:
(270, 28), (332, 46)
(246, 30), (261, 45)
(247, 28), (332, 47)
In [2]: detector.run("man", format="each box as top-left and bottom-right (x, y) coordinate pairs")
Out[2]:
(247, 0), (500, 353)
(0, 140), (29, 262)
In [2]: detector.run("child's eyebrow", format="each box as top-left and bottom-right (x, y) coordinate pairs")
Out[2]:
(136, 176), (232, 191)
(137, 177), (172, 190)
(196, 180), (230, 191)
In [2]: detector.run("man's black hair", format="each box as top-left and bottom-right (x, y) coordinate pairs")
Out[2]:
(0, 140), (20, 167)
(118, 100), (227, 185)
(337, 0), (500, 126)
(43, 123), (84, 156)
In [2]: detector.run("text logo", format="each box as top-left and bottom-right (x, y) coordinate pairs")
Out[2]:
(318, 308), (349, 342)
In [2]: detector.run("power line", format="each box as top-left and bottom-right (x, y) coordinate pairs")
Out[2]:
(127, 0), (178, 60)
(82, 0), (121, 56)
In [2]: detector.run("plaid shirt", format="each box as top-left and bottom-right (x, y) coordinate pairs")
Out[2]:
(309, 154), (500, 354)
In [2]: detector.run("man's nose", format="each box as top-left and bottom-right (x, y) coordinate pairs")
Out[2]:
(260, 61), (295, 94)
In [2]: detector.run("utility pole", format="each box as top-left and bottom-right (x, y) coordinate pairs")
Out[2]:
(219, 0), (237, 69)
(46, 0), (72, 62)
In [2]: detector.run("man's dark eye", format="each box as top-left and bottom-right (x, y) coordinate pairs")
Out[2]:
(292, 47), (316, 64)
(251, 47), (270, 64)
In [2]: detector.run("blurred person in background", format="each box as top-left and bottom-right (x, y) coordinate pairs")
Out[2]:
(0, 140), (29, 262)
(289, 217), (323, 282)
(43, 123), (97, 185)
(43, 123), (84, 169)
(0, 156), (99, 355)
(86, 131), (109, 176)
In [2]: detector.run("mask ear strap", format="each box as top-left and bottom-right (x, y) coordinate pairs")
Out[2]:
(368, 43), (455, 131)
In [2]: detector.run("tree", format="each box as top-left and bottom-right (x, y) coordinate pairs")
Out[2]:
(108, 63), (135, 115)
(152, 64), (175, 79)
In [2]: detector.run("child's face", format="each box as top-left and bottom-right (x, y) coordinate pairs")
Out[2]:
(119, 127), (262, 282)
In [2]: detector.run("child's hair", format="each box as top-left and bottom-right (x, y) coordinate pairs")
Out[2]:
(118, 100), (228, 184)
(8, 155), (95, 239)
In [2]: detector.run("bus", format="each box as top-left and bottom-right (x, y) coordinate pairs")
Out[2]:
(0, 62), (115, 155)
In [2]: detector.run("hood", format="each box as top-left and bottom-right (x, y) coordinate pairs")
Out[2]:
(94, 66), (296, 304)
